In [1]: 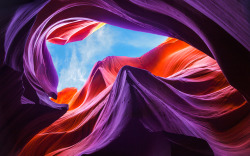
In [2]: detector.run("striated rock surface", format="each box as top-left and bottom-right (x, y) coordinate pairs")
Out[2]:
(47, 20), (105, 45)
(0, 0), (249, 155)
(20, 38), (250, 156)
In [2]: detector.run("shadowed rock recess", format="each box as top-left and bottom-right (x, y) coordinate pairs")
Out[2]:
(0, 0), (249, 156)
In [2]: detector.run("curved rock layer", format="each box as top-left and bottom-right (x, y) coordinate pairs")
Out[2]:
(0, 0), (249, 155)
(47, 20), (105, 45)
(20, 38), (250, 156)
(19, 0), (250, 102)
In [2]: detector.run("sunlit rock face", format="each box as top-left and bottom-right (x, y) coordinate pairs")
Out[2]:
(20, 38), (249, 155)
(47, 20), (105, 45)
(0, 0), (249, 155)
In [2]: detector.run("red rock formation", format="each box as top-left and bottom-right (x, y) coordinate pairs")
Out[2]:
(20, 38), (249, 156)
(0, 0), (249, 155)
(47, 20), (105, 45)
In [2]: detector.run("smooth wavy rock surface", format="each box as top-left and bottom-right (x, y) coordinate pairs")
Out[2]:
(0, 0), (249, 155)
(47, 20), (105, 45)
(19, 38), (250, 156)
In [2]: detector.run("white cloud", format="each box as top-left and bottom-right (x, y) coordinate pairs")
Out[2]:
(56, 26), (114, 91)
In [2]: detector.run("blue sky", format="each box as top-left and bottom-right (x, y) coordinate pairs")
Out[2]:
(47, 24), (167, 91)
